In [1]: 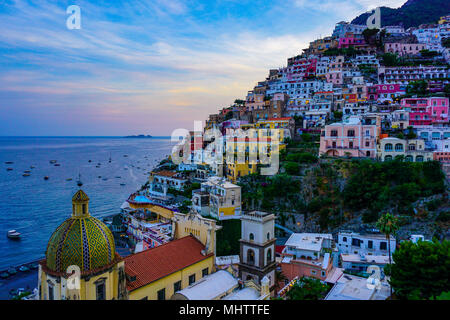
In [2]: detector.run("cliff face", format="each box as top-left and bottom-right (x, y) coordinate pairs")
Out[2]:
(351, 0), (450, 29)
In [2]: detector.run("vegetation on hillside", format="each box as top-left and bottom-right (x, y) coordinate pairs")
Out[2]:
(386, 239), (450, 299)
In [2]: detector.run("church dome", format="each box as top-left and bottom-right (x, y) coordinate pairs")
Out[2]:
(45, 190), (116, 274)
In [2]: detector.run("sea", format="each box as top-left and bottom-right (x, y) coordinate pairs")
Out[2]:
(0, 136), (175, 270)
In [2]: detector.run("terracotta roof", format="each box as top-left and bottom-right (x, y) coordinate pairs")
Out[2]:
(124, 235), (213, 291)
(153, 170), (178, 178)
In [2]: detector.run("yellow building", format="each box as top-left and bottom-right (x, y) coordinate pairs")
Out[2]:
(378, 137), (433, 162)
(38, 189), (127, 300)
(124, 235), (215, 300)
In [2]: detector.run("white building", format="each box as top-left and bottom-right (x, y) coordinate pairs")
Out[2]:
(282, 233), (333, 260)
(337, 232), (396, 257)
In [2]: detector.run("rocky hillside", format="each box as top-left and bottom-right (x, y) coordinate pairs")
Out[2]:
(351, 0), (450, 29)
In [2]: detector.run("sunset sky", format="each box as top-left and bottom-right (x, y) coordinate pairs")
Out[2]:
(0, 0), (407, 136)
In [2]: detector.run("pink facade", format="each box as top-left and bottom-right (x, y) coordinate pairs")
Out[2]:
(401, 97), (449, 126)
(384, 43), (426, 56)
(376, 84), (406, 101)
(319, 118), (378, 158)
(338, 32), (365, 49)
(326, 71), (343, 85)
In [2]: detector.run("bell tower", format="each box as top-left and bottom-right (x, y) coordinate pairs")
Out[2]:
(72, 189), (90, 217)
(239, 211), (276, 293)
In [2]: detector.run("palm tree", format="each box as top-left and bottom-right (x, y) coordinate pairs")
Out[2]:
(376, 212), (399, 298)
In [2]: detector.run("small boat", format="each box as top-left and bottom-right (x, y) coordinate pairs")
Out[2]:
(88, 160), (92, 163)
(49, 160), (57, 164)
(96, 165), (101, 168)
(123, 155), (128, 157)
(24, 170), (31, 173)
(44, 176), (49, 180)
(102, 178), (108, 181)
(98, 176), (102, 178)
(7, 230), (21, 239)
(66, 178), (72, 181)
(18, 266), (29, 272)
(30, 166), (35, 169)
(6, 168), (13, 171)
(97, 163), (101, 166)
(0, 272), (9, 279)
(7, 267), (17, 275)
(22, 173), (30, 177)
(54, 163), (61, 167)
(120, 183), (126, 186)
(115, 176), (121, 179)
(5, 161), (13, 164)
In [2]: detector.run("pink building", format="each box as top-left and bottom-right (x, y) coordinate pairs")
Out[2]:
(375, 84), (406, 102)
(319, 116), (378, 158)
(384, 43), (426, 56)
(401, 97), (449, 126)
(338, 32), (365, 49)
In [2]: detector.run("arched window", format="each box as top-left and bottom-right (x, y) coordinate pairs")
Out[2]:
(416, 155), (424, 162)
(247, 249), (255, 265)
(385, 155), (393, 161)
(395, 144), (404, 152)
(405, 155), (413, 162)
(249, 233), (254, 241)
(267, 249), (272, 264)
(385, 143), (393, 151)
(267, 232), (270, 241)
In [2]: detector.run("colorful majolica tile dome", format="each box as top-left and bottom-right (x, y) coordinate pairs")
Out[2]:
(45, 189), (116, 274)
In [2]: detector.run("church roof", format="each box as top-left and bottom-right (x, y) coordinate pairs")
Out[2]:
(72, 189), (89, 202)
(124, 235), (213, 291)
(45, 215), (116, 274)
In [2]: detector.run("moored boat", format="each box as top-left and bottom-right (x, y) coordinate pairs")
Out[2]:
(6, 168), (13, 171)
(44, 176), (49, 180)
(5, 161), (13, 164)
(22, 173), (30, 177)
(7, 230), (21, 240)
(18, 266), (29, 272)
(7, 267), (17, 275)
(49, 160), (57, 164)
(54, 163), (61, 167)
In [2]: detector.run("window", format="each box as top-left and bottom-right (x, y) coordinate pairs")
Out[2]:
(247, 249), (255, 265)
(189, 274), (196, 285)
(82, 204), (87, 214)
(385, 155), (393, 161)
(395, 144), (404, 152)
(249, 233), (254, 241)
(267, 232), (270, 241)
(385, 143), (393, 151)
(321, 271), (326, 277)
(157, 288), (166, 300)
(368, 240), (373, 249)
(96, 281), (106, 300)
(311, 270), (316, 275)
(348, 130), (355, 137)
(48, 284), (54, 300)
(331, 130), (338, 137)
(174, 281), (181, 293)
(342, 237), (347, 242)
(349, 141), (353, 149)
(380, 242), (387, 250)
(202, 268), (209, 277)
(267, 249), (272, 264)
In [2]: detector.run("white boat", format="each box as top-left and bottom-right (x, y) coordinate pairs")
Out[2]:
(7, 230), (21, 240)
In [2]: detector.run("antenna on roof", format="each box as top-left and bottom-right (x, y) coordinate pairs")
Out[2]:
(77, 173), (83, 188)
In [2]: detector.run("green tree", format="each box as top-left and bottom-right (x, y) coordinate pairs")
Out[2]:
(388, 240), (450, 300)
(286, 277), (330, 300)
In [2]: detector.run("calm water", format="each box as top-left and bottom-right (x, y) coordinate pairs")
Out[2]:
(0, 137), (174, 270)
